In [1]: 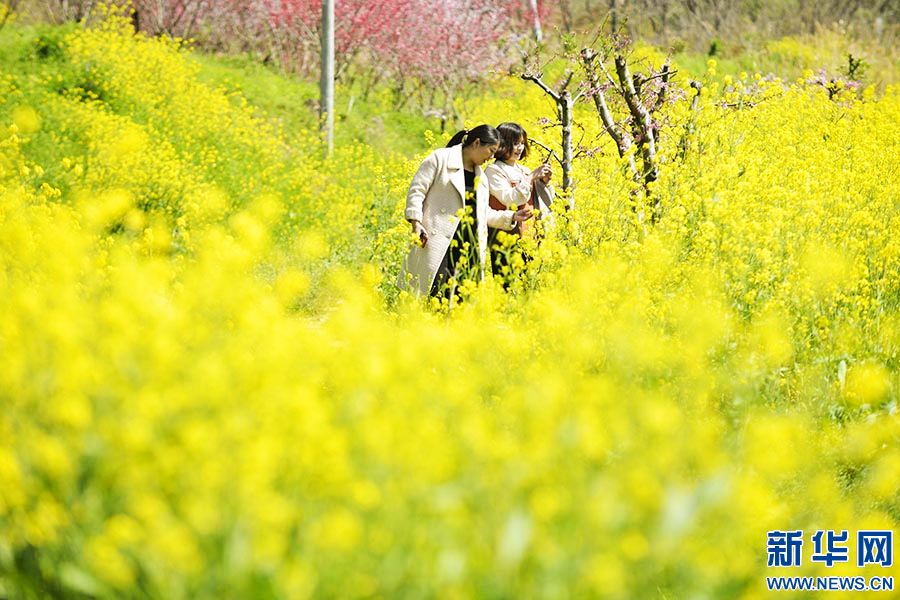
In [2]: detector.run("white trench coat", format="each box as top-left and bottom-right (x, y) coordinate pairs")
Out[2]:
(399, 144), (517, 296)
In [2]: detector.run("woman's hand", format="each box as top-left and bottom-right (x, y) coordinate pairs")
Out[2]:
(532, 163), (552, 184)
(512, 207), (534, 223)
(410, 219), (428, 246)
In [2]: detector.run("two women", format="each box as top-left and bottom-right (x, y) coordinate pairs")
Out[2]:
(400, 125), (531, 300)
(399, 124), (533, 301)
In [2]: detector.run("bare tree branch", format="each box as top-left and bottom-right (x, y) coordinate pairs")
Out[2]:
(521, 73), (561, 103)
(529, 138), (566, 168)
(653, 60), (671, 111)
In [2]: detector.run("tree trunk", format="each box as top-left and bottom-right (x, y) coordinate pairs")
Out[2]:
(580, 48), (638, 179)
(521, 72), (575, 205)
(560, 90), (574, 206)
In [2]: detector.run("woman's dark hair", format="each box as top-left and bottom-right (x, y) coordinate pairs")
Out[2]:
(494, 122), (529, 160)
(446, 124), (500, 148)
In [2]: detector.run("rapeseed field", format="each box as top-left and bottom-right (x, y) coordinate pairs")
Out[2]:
(0, 10), (898, 599)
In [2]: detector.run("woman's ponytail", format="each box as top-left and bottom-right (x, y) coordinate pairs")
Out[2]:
(446, 129), (469, 147)
(445, 124), (500, 148)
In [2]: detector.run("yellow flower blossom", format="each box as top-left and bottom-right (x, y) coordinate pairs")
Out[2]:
(0, 10), (897, 599)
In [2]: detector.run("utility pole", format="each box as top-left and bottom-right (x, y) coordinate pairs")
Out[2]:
(527, 0), (543, 43)
(320, 0), (335, 156)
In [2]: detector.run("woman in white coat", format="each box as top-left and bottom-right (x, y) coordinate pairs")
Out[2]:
(399, 124), (534, 300)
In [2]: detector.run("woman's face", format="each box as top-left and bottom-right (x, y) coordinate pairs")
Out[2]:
(510, 137), (526, 161)
(472, 140), (499, 165)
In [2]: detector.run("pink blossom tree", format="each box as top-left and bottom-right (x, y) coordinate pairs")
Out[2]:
(263, 0), (547, 118)
(381, 0), (512, 114)
(266, 0), (407, 78)
(86, 0), (550, 119)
